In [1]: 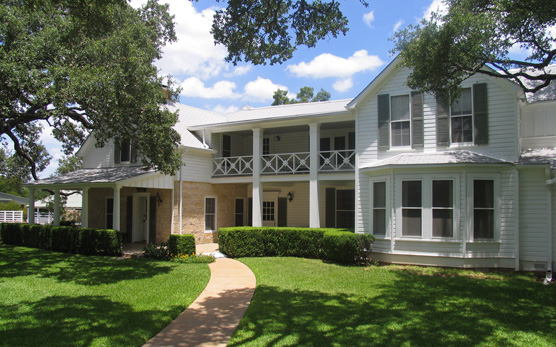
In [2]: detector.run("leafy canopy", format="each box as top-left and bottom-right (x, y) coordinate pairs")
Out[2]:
(0, 0), (182, 179)
(211, 0), (368, 65)
(392, 0), (556, 103)
(272, 86), (331, 105)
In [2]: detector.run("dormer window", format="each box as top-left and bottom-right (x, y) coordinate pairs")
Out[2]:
(114, 139), (137, 164)
(120, 139), (132, 163)
(451, 88), (473, 143)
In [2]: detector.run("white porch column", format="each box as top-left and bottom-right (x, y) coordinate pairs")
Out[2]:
(81, 188), (89, 228)
(309, 123), (321, 228)
(28, 188), (35, 224)
(252, 128), (263, 227)
(113, 185), (121, 231)
(53, 189), (60, 226)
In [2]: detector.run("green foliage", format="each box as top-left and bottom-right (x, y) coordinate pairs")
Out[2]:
(322, 231), (375, 264)
(0, 201), (27, 220)
(1, 0), (183, 176)
(0, 223), (122, 256)
(171, 253), (215, 264)
(392, 0), (556, 104)
(0, 145), (49, 193)
(271, 87), (331, 106)
(168, 234), (196, 257)
(211, 0), (367, 65)
(143, 241), (171, 260)
(55, 155), (82, 176)
(218, 227), (373, 264)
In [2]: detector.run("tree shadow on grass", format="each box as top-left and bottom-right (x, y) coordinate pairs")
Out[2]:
(0, 295), (184, 347)
(229, 271), (556, 346)
(0, 244), (173, 285)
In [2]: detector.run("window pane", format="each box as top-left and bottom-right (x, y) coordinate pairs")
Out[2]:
(474, 180), (494, 208)
(451, 88), (472, 116)
(106, 198), (114, 214)
(205, 215), (215, 231)
(373, 182), (386, 208)
(433, 180), (453, 207)
(206, 198), (215, 213)
(474, 209), (494, 239)
(120, 139), (131, 162)
(337, 190), (355, 211)
(433, 209), (453, 238)
(235, 199), (244, 213)
(392, 121), (410, 147)
(391, 95), (409, 121)
(373, 209), (386, 235)
(402, 209), (422, 236)
(336, 211), (355, 229)
(402, 181), (422, 207)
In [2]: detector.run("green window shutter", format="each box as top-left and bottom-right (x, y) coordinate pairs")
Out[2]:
(114, 141), (121, 164)
(411, 91), (424, 149)
(149, 197), (157, 243)
(325, 188), (336, 228)
(125, 196), (133, 243)
(377, 94), (390, 150)
(473, 83), (488, 145)
(277, 197), (287, 227)
(436, 97), (450, 147)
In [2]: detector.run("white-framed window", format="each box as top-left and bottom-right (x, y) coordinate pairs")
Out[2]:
(205, 197), (216, 232)
(466, 174), (499, 242)
(106, 197), (114, 229)
(391, 94), (411, 147)
(451, 88), (473, 144)
(120, 139), (132, 163)
(262, 200), (275, 221)
(370, 176), (390, 237)
(395, 174), (459, 240)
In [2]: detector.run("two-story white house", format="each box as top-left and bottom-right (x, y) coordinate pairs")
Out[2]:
(27, 58), (556, 273)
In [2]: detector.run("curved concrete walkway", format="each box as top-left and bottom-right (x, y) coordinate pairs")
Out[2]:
(143, 247), (256, 347)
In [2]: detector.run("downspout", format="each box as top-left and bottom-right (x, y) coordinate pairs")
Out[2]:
(544, 168), (554, 285)
(179, 161), (184, 235)
(515, 168), (520, 271)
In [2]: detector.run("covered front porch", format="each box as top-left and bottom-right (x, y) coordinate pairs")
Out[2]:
(26, 167), (175, 244)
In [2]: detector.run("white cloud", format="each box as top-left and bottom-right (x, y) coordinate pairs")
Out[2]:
(224, 65), (252, 77)
(287, 50), (384, 82)
(422, 0), (448, 22)
(131, 0), (228, 79)
(180, 77), (241, 99)
(243, 77), (290, 103)
(363, 11), (375, 28)
(333, 78), (353, 93)
(393, 20), (404, 33)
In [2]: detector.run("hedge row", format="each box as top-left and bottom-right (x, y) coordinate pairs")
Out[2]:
(0, 223), (122, 256)
(168, 234), (196, 256)
(218, 227), (375, 264)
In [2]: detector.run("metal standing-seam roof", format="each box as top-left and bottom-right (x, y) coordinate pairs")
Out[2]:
(361, 150), (512, 171)
(519, 148), (556, 169)
(27, 167), (155, 186)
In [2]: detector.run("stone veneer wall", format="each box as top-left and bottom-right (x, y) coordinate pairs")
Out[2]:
(172, 181), (249, 244)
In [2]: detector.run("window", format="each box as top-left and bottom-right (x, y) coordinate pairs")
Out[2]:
(336, 190), (355, 229)
(451, 88), (473, 143)
(432, 180), (453, 238)
(235, 198), (244, 226)
(262, 201), (275, 221)
(373, 182), (386, 235)
(222, 135), (231, 157)
(473, 180), (494, 239)
(205, 197), (216, 232)
(120, 139), (131, 163)
(391, 95), (410, 147)
(106, 198), (114, 229)
(262, 137), (270, 155)
(402, 181), (422, 236)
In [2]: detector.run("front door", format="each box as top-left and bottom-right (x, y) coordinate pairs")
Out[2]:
(262, 192), (278, 226)
(132, 193), (149, 243)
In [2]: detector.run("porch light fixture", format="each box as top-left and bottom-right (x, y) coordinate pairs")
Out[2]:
(156, 192), (163, 207)
(275, 136), (280, 141)
(287, 192), (293, 202)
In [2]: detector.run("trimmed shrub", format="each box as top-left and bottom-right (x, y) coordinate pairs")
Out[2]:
(218, 227), (374, 264)
(143, 242), (170, 260)
(322, 231), (375, 264)
(0, 223), (122, 256)
(168, 234), (195, 257)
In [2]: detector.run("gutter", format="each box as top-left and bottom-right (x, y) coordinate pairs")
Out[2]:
(544, 168), (554, 285)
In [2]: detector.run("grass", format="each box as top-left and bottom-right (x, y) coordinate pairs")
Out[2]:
(0, 244), (210, 347)
(230, 257), (556, 347)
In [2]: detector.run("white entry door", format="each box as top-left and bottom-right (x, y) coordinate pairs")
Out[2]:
(132, 193), (149, 243)
(262, 192), (278, 227)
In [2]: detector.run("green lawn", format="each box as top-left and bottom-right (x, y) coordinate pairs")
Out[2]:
(230, 257), (556, 347)
(0, 244), (210, 347)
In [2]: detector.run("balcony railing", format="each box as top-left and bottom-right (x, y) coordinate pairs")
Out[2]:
(213, 156), (254, 176)
(212, 150), (355, 177)
(319, 150), (355, 172)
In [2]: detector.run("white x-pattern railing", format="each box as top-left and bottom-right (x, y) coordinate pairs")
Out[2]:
(261, 152), (310, 174)
(319, 150), (355, 172)
(213, 156), (254, 176)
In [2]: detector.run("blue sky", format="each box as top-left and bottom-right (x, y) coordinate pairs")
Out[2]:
(39, 0), (447, 177)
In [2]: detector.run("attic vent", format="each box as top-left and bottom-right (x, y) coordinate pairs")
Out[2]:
(534, 263), (546, 270)
(241, 105), (253, 111)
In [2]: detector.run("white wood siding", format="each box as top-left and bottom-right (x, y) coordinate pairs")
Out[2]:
(273, 132), (309, 154)
(82, 140), (115, 168)
(181, 152), (214, 183)
(520, 101), (556, 149)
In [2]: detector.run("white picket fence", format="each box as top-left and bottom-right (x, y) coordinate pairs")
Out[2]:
(0, 210), (24, 223)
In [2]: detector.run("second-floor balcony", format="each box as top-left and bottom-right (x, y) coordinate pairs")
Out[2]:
(212, 150), (355, 177)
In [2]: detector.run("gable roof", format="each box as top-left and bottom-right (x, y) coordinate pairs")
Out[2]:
(0, 192), (28, 205)
(165, 102), (225, 149)
(27, 166), (155, 187)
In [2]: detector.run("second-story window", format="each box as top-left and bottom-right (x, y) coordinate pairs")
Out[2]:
(262, 137), (270, 155)
(120, 139), (131, 163)
(451, 88), (473, 143)
(391, 95), (410, 147)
